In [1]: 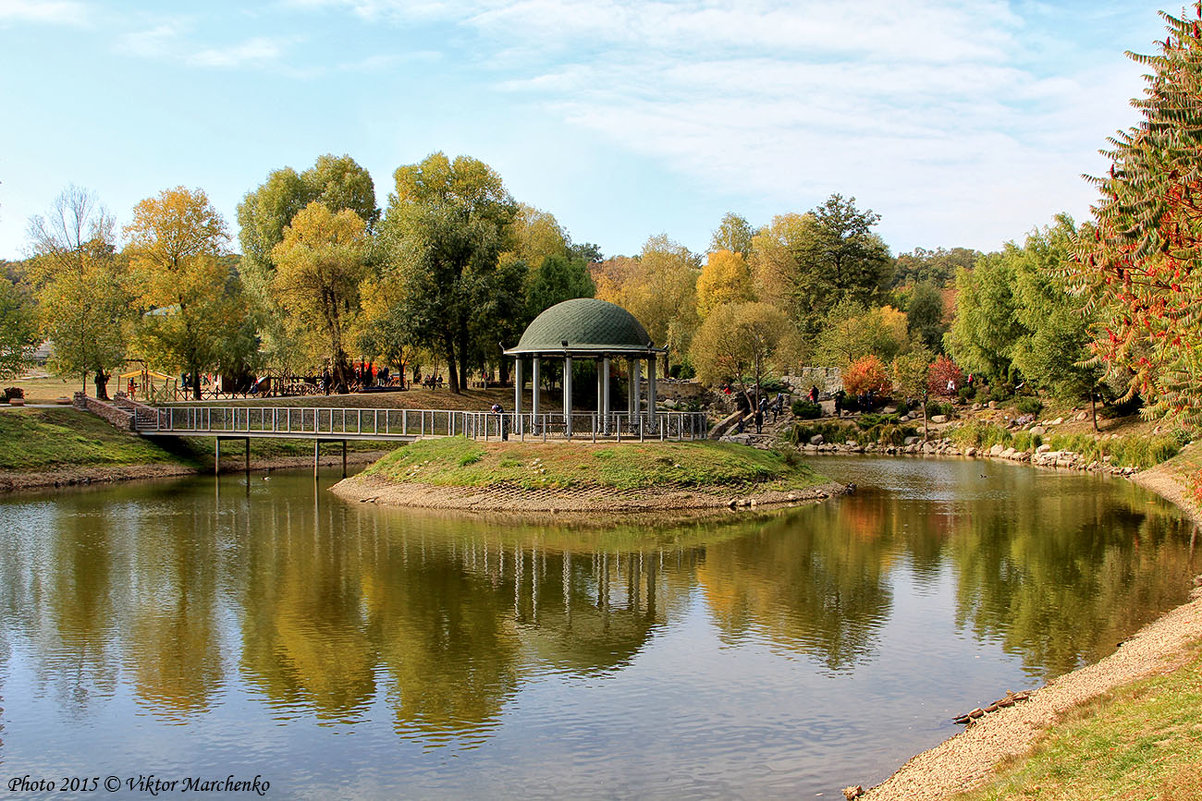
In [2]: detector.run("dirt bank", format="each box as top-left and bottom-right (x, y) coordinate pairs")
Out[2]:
(331, 472), (846, 513)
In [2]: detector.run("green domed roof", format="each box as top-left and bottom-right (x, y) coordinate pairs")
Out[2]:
(510, 298), (654, 354)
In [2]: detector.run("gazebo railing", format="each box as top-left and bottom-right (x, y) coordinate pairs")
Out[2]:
(464, 411), (708, 441)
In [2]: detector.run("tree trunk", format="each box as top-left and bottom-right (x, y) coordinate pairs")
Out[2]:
(444, 334), (461, 394)
(1090, 390), (1099, 433)
(94, 368), (110, 401)
(191, 372), (202, 401)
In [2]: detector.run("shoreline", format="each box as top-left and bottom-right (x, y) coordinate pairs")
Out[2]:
(330, 471), (846, 514)
(858, 448), (1202, 800)
(0, 451), (388, 494)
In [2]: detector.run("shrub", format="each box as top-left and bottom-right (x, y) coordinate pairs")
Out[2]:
(988, 385), (1012, 404)
(1016, 397), (1044, 416)
(925, 400), (953, 418)
(3, 387), (24, 401)
(791, 400), (822, 419)
(927, 355), (964, 397)
(957, 385), (976, 403)
(670, 363), (696, 379)
(894, 400), (911, 416)
(857, 412), (901, 429)
(844, 354), (892, 397)
(759, 377), (788, 394)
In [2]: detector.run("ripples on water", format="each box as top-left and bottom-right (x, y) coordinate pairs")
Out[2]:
(0, 456), (1196, 799)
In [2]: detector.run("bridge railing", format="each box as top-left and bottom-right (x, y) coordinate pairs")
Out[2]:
(463, 411), (708, 441)
(141, 406), (709, 441)
(148, 406), (466, 438)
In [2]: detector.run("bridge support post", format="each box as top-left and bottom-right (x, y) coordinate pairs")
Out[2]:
(244, 438), (250, 476)
(214, 438), (220, 475)
(314, 439), (319, 478)
(342, 440), (347, 478)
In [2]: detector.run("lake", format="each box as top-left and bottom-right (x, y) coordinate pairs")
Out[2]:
(0, 456), (1195, 799)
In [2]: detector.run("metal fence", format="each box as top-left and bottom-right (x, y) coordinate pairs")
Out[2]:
(141, 406), (709, 442)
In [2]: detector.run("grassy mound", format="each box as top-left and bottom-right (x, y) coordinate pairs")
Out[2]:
(361, 437), (823, 492)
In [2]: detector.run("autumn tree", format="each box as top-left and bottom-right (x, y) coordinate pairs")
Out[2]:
(813, 302), (908, 367)
(690, 301), (790, 408)
(237, 154), (378, 366)
(0, 274), (36, 380)
(26, 186), (131, 397)
(696, 249), (755, 319)
(379, 152), (517, 393)
(1065, 6), (1202, 425)
(843, 354), (891, 397)
(271, 202), (369, 391)
(125, 187), (252, 400)
(596, 235), (700, 362)
(927, 355), (963, 397)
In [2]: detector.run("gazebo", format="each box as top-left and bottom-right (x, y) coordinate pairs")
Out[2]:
(503, 298), (667, 438)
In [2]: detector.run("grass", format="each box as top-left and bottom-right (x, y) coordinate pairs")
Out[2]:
(957, 641), (1202, 801)
(362, 437), (823, 492)
(0, 407), (193, 470)
(948, 420), (1188, 469)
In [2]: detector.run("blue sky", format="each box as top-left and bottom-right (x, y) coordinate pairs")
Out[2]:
(0, 0), (1171, 261)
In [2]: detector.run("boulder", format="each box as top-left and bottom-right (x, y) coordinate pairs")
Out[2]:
(810, 434), (825, 445)
(1001, 447), (1016, 459)
(904, 436), (919, 446)
(988, 401), (998, 409)
(989, 444), (1005, 457)
(931, 414), (948, 424)
(1030, 425), (1046, 435)
(1049, 417), (1063, 426)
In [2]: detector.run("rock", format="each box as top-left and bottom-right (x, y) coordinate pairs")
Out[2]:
(1030, 425), (1046, 435)
(972, 403), (983, 411)
(810, 434), (824, 445)
(989, 444), (1005, 457)
(965, 446), (977, 457)
(1050, 417), (1063, 426)
(842, 786), (864, 800)
(1076, 411), (1088, 421)
(1001, 447), (1016, 459)
(988, 401), (997, 409)
(904, 436), (919, 445)
(931, 414), (948, 424)
(898, 414), (911, 422)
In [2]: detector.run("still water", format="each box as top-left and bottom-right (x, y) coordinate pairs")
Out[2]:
(0, 457), (1196, 799)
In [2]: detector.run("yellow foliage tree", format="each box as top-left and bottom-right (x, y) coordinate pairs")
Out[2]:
(697, 249), (755, 319)
(271, 202), (368, 391)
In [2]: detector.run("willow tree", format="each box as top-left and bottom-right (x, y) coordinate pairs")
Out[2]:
(271, 202), (369, 392)
(1068, 5), (1202, 424)
(0, 275), (36, 380)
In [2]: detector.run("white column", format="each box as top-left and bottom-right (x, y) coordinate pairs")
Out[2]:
(563, 355), (573, 438)
(532, 356), (541, 427)
(595, 359), (604, 434)
(602, 357), (611, 433)
(514, 357), (523, 436)
(632, 359), (642, 431)
(627, 359), (636, 416)
(647, 354), (657, 432)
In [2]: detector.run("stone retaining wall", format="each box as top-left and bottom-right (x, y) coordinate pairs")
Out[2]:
(73, 392), (135, 431)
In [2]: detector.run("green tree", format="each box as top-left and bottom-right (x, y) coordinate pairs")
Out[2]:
(0, 274), (37, 380)
(524, 253), (595, 319)
(892, 345), (934, 438)
(237, 154), (378, 368)
(944, 254), (1023, 380)
(125, 187), (250, 400)
(690, 301), (790, 408)
(750, 195), (892, 337)
(379, 152), (518, 393)
(710, 212), (755, 257)
(26, 186), (130, 398)
(271, 202), (369, 392)
(906, 281), (946, 352)
(893, 246), (979, 289)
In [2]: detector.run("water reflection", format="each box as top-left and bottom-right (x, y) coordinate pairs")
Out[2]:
(0, 460), (1196, 797)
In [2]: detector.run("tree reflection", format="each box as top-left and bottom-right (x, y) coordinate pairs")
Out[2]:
(698, 499), (896, 673)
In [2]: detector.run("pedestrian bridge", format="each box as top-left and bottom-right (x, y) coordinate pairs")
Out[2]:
(135, 405), (709, 443)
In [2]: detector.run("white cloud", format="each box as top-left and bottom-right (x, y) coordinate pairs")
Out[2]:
(0, 0), (87, 25)
(117, 20), (291, 70)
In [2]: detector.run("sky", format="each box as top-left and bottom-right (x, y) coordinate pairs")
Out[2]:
(0, 0), (1176, 262)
